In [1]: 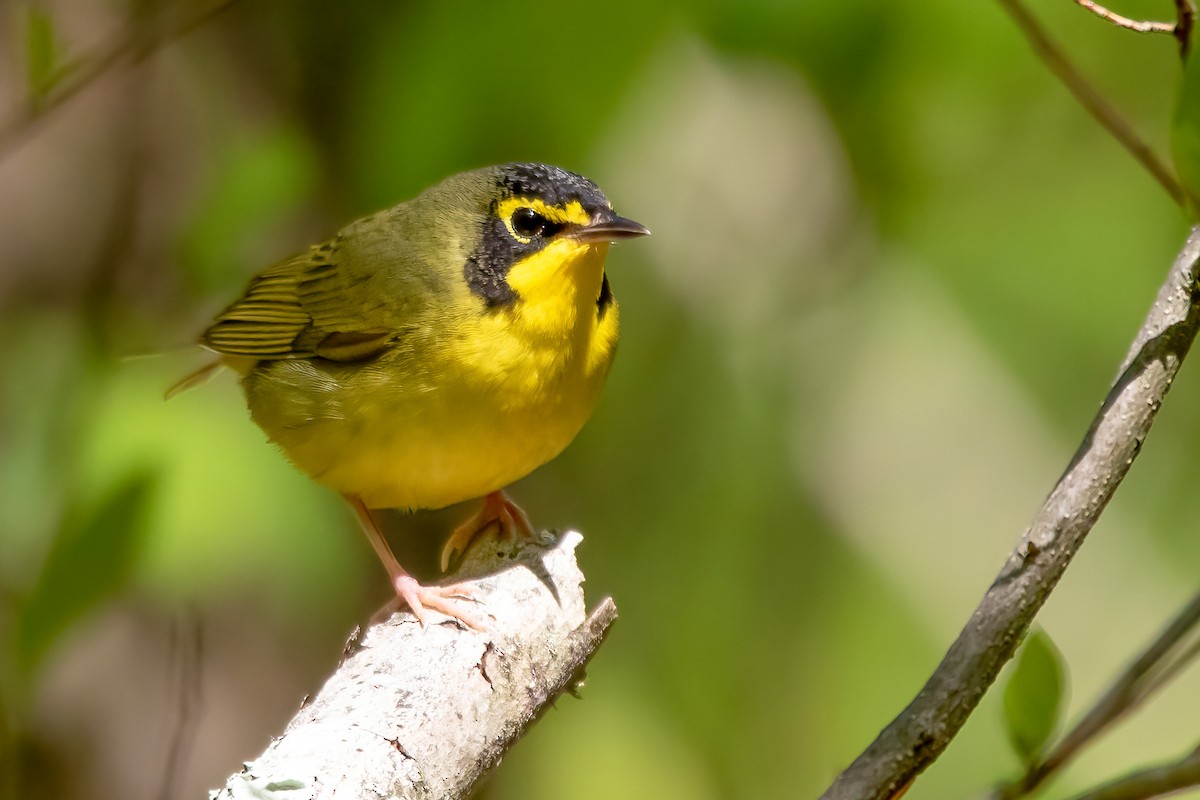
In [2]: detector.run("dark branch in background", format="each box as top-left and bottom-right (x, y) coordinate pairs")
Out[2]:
(157, 611), (203, 800)
(997, 591), (1200, 799)
(1068, 745), (1200, 800)
(997, 0), (1187, 207)
(1177, 0), (1198, 58)
(0, 0), (240, 162)
(819, 228), (1200, 800)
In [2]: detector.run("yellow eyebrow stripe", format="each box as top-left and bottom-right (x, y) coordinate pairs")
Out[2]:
(496, 197), (591, 230)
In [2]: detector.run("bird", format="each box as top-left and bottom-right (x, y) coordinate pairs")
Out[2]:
(177, 163), (648, 627)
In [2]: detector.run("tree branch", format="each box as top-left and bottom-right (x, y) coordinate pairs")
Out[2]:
(1072, 1), (1175, 36)
(820, 228), (1200, 800)
(1067, 746), (1200, 800)
(210, 531), (617, 800)
(998, 590), (1200, 798)
(0, 0), (240, 163)
(1175, 0), (1197, 58)
(998, 0), (1187, 208)
(1072, 0), (1196, 57)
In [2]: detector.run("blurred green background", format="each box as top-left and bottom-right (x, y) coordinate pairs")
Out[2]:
(3, 0), (1200, 798)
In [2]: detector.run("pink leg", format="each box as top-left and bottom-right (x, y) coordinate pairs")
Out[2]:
(345, 495), (485, 630)
(440, 490), (536, 572)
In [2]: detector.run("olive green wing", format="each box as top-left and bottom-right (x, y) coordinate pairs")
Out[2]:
(202, 239), (395, 363)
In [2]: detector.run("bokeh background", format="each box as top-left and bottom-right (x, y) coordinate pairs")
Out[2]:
(3, 1), (1200, 798)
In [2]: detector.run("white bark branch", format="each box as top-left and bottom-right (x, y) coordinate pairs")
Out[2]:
(210, 530), (617, 800)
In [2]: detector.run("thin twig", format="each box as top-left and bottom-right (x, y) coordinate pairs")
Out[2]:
(0, 0), (240, 162)
(998, 0), (1187, 208)
(1071, 0), (1194, 59)
(819, 229), (1200, 800)
(157, 610), (203, 800)
(1073, 0), (1175, 34)
(1067, 747), (1200, 800)
(997, 591), (1200, 798)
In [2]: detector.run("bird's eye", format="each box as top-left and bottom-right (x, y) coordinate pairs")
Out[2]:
(510, 207), (562, 239)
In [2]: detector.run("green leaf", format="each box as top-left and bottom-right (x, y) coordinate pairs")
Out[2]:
(13, 469), (158, 679)
(23, 5), (63, 99)
(1003, 628), (1067, 766)
(1172, 47), (1200, 217)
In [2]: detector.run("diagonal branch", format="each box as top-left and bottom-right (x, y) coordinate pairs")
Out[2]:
(0, 0), (240, 162)
(998, 0), (1187, 207)
(1066, 745), (1200, 800)
(211, 531), (618, 800)
(819, 228), (1200, 800)
(998, 591), (1200, 798)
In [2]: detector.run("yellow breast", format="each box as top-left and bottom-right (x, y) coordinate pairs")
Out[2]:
(243, 239), (619, 511)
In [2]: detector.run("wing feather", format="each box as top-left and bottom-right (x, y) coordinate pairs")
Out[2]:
(202, 241), (396, 362)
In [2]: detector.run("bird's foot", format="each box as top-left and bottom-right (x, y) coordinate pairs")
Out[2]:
(391, 574), (487, 631)
(345, 493), (489, 630)
(440, 490), (536, 572)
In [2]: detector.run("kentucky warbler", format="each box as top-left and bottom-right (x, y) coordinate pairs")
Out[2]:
(186, 163), (648, 626)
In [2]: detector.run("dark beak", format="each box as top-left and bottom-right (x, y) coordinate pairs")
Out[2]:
(571, 210), (651, 243)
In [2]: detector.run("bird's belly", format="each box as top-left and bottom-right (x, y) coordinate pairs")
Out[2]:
(313, 401), (586, 510)
(246, 357), (604, 511)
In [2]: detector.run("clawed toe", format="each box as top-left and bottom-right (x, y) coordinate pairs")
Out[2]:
(440, 490), (537, 571)
(394, 575), (488, 631)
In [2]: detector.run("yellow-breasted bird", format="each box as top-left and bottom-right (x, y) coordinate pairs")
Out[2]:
(178, 163), (648, 627)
